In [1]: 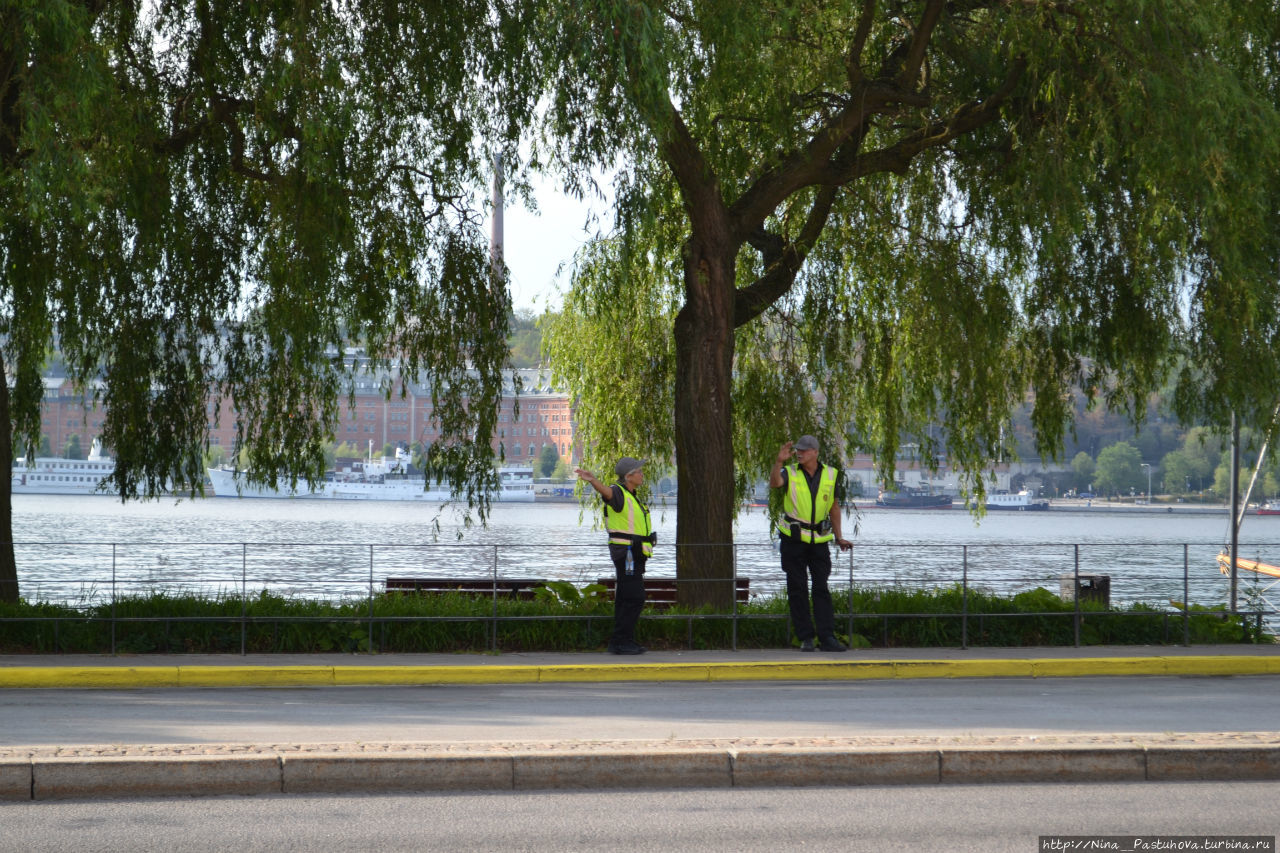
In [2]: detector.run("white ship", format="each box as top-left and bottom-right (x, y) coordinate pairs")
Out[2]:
(207, 448), (535, 502)
(11, 441), (117, 495)
(984, 489), (1051, 511)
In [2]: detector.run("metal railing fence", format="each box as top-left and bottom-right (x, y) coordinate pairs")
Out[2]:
(0, 540), (1274, 654)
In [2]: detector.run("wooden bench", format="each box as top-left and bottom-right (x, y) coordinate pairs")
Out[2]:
(385, 577), (547, 599)
(596, 577), (750, 608)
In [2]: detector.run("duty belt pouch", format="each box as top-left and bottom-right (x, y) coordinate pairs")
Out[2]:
(789, 522), (801, 540)
(819, 519), (832, 535)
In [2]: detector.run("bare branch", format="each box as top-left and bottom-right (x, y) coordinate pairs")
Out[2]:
(847, 0), (877, 86)
(831, 56), (1026, 182)
(733, 184), (839, 328)
(896, 0), (946, 91)
(659, 102), (730, 234)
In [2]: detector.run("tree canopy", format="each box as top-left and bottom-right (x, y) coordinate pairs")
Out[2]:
(5, 1), (1280, 611)
(1094, 441), (1142, 496)
(0, 0), (541, 601)
(540, 0), (1280, 604)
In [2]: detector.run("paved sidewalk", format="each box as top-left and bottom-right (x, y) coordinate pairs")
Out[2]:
(2, 645), (1277, 800)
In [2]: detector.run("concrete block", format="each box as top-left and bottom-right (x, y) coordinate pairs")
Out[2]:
(893, 660), (1034, 679)
(707, 661), (897, 681)
(537, 664), (710, 683)
(33, 755), (281, 800)
(731, 748), (939, 787)
(1030, 658), (1167, 678)
(0, 667), (180, 689)
(1147, 746), (1280, 781)
(1159, 656), (1280, 677)
(513, 750), (731, 790)
(940, 747), (1146, 784)
(0, 757), (31, 801)
(177, 666), (333, 687)
(333, 665), (539, 686)
(282, 754), (514, 793)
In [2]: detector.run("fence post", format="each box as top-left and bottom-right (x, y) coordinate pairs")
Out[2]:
(1182, 543), (1190, 647)
(490, 545), (499, 653)
(110, 543), (117, 656)
(846, 543), (854, 646)
(241, 543), (247, 656)
(1073, 544), (1081, 648)
(961, 545), (969, 650)
(731, 543), (738, 652)
(368, 545), (375, 655)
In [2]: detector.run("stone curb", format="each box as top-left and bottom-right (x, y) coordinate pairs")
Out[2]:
(5, 741), (1279, 800)
(1, 655), (1278, 689)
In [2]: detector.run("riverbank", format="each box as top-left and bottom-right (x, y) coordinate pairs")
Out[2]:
(1036, 498), (1231, 515)
(545, 491), (1239, 515)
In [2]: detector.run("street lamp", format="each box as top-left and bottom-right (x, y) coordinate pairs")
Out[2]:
(1141, 463), (1152, 503)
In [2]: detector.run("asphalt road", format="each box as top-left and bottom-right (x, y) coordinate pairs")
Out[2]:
(4, 675), (1279, 746)
(2, 782), (1276, 852)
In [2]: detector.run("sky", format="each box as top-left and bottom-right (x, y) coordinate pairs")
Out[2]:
(493, 188), (575, 315)
(492, 174), (612, 316)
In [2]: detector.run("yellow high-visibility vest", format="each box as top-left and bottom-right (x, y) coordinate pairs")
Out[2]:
(606, 485), (654, 556)
(780, 463), (836, 543)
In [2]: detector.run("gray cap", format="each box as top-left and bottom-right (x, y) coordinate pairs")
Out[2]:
(794, 435), (819, 451)
(615, 457), (645, 479)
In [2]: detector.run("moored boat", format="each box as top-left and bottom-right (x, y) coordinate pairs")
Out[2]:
(1216, 552), (1280, 580)
(984, 489), (1050, 511)
(207, 449), (535, 502)
(873, 487), (954, 509)
(1257, 501), (1280, 516)
(11, 441), (117, 495)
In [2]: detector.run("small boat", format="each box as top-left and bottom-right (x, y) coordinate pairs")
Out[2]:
(1217, 552), (1280, 580)
(208, 448), (535, 502)
(874, 487), (954, 509)
(10, 441), (117, 495)
(984, 489), (1050, 511)
(1257, 501), (1280, 516)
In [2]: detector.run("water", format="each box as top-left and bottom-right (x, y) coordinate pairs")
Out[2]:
(9, 495), (1280, 616)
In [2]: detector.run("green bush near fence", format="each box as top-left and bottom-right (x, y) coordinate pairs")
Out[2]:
(0, 584), (1269, 654)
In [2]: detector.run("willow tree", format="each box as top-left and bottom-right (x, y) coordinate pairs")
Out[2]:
(541, 1), (1280, 606)
(0, 1), (538, 603)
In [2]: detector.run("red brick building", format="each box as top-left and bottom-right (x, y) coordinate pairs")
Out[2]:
(33, 367), (578, 466)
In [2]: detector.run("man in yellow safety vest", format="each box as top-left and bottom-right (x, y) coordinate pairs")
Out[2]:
(770, 435), (852, 651)
(576, 457), (655, 654)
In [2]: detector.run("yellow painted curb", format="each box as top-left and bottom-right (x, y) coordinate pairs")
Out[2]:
(1031, 658), (1170, 678)
(893, 659), (1036, 679)
(177, 666), (335, 687)
(538, 663), (712, 683)
(1159, 656), (1280, 676)
(709, 661), (898, 680)
(1, 654), (1277, 688)
(0, 667), (180, 689)
(333, 665), (539, 685)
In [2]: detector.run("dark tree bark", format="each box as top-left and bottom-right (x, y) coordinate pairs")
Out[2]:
(0, 352), (16, 603)
(673, 233), (739, 608)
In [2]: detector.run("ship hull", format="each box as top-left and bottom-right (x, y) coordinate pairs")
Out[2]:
(206, 468), (535, 502)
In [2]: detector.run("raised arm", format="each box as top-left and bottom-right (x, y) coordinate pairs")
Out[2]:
(575, 468), (614, 500)
(770, 442), (793, 488)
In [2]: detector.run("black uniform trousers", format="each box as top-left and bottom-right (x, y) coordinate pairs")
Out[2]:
(779, 533), (834, 642)
(608, 542), (647, 646)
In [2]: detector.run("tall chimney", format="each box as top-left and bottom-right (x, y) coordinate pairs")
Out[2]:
(489, 154), (504, 286)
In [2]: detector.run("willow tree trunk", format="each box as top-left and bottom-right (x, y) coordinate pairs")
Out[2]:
(673, 236), (738, 609)
(0, 355), (17, 604)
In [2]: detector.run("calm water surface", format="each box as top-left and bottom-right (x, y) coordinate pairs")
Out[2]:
(10, 494), (1279, 611)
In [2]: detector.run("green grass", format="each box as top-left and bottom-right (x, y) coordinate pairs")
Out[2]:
(0, 584), (1269, 654)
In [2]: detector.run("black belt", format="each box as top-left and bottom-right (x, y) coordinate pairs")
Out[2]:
(610, 532), (658, 544)
(783, 515), (826, 532)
